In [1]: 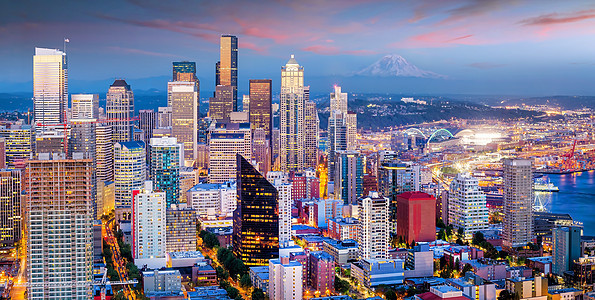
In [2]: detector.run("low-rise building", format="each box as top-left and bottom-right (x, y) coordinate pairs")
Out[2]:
(249, 266), (269, 293)
(327, 217), (358, 241)
(351, 259), (405, 288)
(461, 259), (507, 281)
(505, 276), (548, 300)
(142, 269), (182, 296)
(446, 272), (496, 300)
(405, 243), (434, 278)
(415, 285), (470, 300)
(323, 239), (358, 266)
(548, 288), (583, 300)
(166, 251), (206, 268)
(191, 263), (217, 286)
(308, 251), (335, 293)
(526, 257), (552, 275)
(443, 246), (484, 266)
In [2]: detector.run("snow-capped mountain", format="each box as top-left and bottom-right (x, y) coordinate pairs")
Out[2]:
(356, 54), (444, 78)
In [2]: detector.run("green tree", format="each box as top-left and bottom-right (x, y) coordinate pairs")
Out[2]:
(239, 273), (252, 289)
(334, 276), (350, 294)
(462, 263), (473, 275)
(127, 262), (141, 280)
(113, 291), (127, 300)
(120, 243), (132, 261)
(252, 288), (266, 300)
(438, 228), (446, 241)
(216, 266), (229, 281)
(385, 290), (397, 300)
(497, 290), (516, 300)
(437, 218), (446, 228)
(226, 286), (240, 299)
(472, 232), (485, 245)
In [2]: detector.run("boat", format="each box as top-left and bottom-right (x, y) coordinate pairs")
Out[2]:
(533, 178), (559, 192)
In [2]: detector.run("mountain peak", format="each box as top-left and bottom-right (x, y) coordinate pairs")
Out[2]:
(356, 54), (444, 78)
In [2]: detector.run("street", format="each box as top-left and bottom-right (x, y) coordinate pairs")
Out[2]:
(105, 218), (137, 300)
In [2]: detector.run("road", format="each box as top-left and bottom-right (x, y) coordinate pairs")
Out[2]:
(9, 238), (27, 299)
(105, 218), (136, 300)
(196, 241), (251, 300)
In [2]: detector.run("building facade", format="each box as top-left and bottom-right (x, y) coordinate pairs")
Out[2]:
(106, 79), (134, 142)
(335, 150), (364, 205)
(168, 81), (198, 165)
(133, 181), (166, 264)
(33, 47), (68, 132)
(396, 191), (436, 244)
(269, 257), (303, 300)
(358, 192), (389, 260)
(502, 159), (533, 248)
(207, 122), (251, 183)
(149, 137), (181, 208)
(0, 169), (21, 247)
(448, 173), (489, 240)
(114, 141), (146, 220)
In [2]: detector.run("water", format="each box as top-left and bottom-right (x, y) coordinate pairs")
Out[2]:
(541, 170), (595, 236)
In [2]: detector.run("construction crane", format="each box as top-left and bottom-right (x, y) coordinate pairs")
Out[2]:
(561, 140), (577, 171)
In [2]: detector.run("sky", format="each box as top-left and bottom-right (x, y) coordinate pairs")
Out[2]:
(2, 0), (595, 95)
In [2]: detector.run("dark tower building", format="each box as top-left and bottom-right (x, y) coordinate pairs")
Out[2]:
(215, 61), (221, 86)
(138, 109), (157, 143)
(249, 79), (272, 139)
(233, 154), (279, 266)
(172, 61), (197, 81)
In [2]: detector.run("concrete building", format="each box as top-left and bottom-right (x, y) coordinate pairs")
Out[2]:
(207, 122), (251, 183)
(166, 204), (197, 253)
(249, 266), (269, 293)
(114, 141), (146, 221)
(142, 269), (182, 295)
(33, 48), (68, 132)
(505, 276), (548, 300)
(269, 257), (303, 300)
(133, 181), (166, 269)
(106, 79), (134, 142)
(328, 217), (358, 241)
(0, 169), (21, 247)
(273, 179), (292, 248)
(169, 81), (198, 165)
(322, 239), (359, 266)
(415, 285), (469, 300)
(448, 174), (489, 240)
(25, 154), (93, 299)
(187, 182), (237, 217)
(358, 192), (389, 260)
(71, 94), (99, 119)
(446, 272), (496, 300)
(503, 159), (534, 248)
(552, 226), (582, 275)
(378, 161), (423, 232)
(95, 123), (114, 182)
(138, 109), (157, 145)
(351, 259), (405, 288)
(0, 124), (33, 167)
(405, 243), (435, 278)
(396, 191), (436, 244)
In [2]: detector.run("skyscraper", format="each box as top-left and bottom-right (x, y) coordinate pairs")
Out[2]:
(334, 150), (364, 205)
(133, 181), (166, 266)
(106, 79), (134, 143)
(330, 85), (348, 115)
(166, 204), (197, 253)
(304, 98), (319, 169)
(249, 79), (272, 138)
(209, 85), (234, 122)
(396, 191), (436, 244)
(207, 122), (251, 183)
(114, 141), (146, 221)
(448, 173), (489, 240)
(378, 161), (422, 232)
(358, 192), (389, 260)
(172, 61), (198, 84)
(280, 55), (306, 172)
(233, 154), (279, 266)
(69, 119), (98, 217)
(272, 179), (292, 248)
(252, 128), (270, 173)
(269, 257), (303, 300)
(168, 81), (198, 165)
(149, 137), (181, 208)
(33, 47), (68, 132)
(138, 109), (157, 143)
(71, 94), (99, 119)
(552, 226), (582, 275)
(158, 106), (172, 128)
(25, 154), (93, 299)
(0, 169), (21, 247)
(219, 35), (238, 111)
(502, 159), (533, 248)
(328, 111), (347, 179)
(95, 123), (114, 182)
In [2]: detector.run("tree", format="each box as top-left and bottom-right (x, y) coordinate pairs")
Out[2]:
(437, 218), (446, 228)
(438, 228), (446, 241)
(334, 276), (350, 294)
(127, 262), (140, 280)
(457, 227), (464, 237)
(216, 266), (229, 281)
(120, 243), (132, 261)
(239, 273), (252, 289)
(497, 290), (516, 300)
(113, 291), (127, 300)
(472, 232), (485, 245)
(461, 263), (473, 275)
(252, 288), (266, 300)
(385, 290), (397, 300)
(226, 286), (240, 299)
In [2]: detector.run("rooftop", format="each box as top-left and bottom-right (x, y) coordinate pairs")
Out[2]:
(168, 251), (205, 259)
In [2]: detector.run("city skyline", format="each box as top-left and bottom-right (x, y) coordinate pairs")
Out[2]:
(1, 1), (595, 95)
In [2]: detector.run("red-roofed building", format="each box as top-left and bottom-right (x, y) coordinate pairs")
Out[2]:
(397, 192), (436, 244)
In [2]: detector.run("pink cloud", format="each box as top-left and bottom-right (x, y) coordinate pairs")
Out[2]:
(519, 9), (595, 26)
(301, 44), (376, 56)
(240, 41), (269, 54)
(107, 46), (184, 58)
(392, 31), (484, 48)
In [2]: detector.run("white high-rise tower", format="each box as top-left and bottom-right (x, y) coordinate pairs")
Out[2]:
(448, 173), (489, 239)
(33, 47), (68, 133)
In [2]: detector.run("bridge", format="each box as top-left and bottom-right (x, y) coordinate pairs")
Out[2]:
(402, 127), (461, 149)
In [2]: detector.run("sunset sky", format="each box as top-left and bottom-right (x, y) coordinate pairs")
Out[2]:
(2, 0), (595, 94)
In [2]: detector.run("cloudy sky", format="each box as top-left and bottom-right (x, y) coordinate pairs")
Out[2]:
(2, 0), (595, 95)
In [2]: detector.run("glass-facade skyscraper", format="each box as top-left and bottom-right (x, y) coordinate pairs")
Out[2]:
(149, 137), (181, 209)
(106, 79), (134, 143)
(219, 35), (238, 111)
(33, 47), (68, 133)
(233, 154), (279, 266)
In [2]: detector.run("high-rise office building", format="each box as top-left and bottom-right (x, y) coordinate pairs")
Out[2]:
(280, 55), (306, 172)
(172, 61), (198, 84)
(95, 123), (114, 182)
(552, 226), (582, 275)
(233, 155), (279, 266)
(207, 122), (251, 183)
(106, 79), (134, 143)
(219, 35), (238, 111)
(330, 85), (348, 114)
(502, 159), (533, 248)
(0, 124), (34, 167)
(378, 161), (422, 232)
(242, 95), (250, 113)
(215, 61), (220, 86)
(252, 128), (270, 173)
(33, 47), (67, 132)
(166, 204), (197, 253)
(133, 181), (166, 263)
(69, 119), (98, 216)
(334, 150), (364, 205)
(448, 173), (489, 240)
(249, 79), (272, 138)
(269, 257), (303, 300)
(71, 94), (99, 119)
(0, 169), (21, 247)
(272, 179), (292, 248)
(358, 192), (389, 260)
(0, 139), (5, 169)
(158, 106), (172, 128)
(114, 141), (146, 221)
(25, 154), (93, 299)
(304, 99), (319, 169)
(396, 191), (436, 244)
(138, 109), (157, 143)
(149, 137), (181, 208)
(346, 112), (357, 150)
(209, 85), (234, 122)
(168, 81), (198, 165)
(328, 111), (347, 179)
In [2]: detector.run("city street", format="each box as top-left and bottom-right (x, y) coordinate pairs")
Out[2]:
(105, 218), (136, 300)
